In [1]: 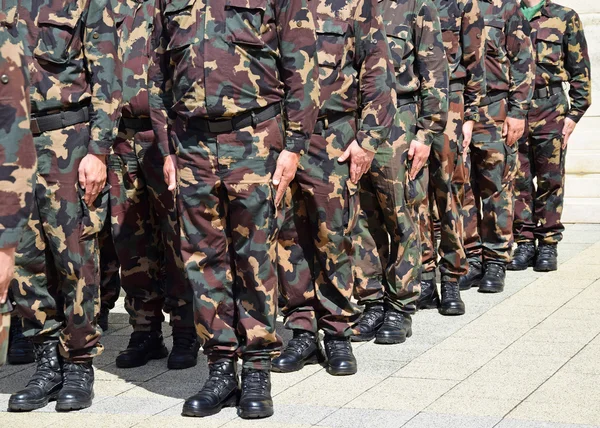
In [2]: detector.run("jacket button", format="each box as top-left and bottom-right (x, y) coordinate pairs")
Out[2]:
(0, 75), (9, 84)
(93, 33), (99, 39)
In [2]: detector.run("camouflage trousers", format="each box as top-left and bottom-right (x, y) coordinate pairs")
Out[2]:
(99, 215), (121, 312)
(513, 92), (569, 245)
(353, 104), (422, 314)
(463, 97), (517, 264)
(175, 113), (285, 370)
(277, 116), (360, 337)
(418, 90), (468, 283)
(0, 302), (11, 366)
(108, 125), (193, 331)
(12, 123), (106, 361)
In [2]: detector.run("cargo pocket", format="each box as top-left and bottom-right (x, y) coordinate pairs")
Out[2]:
(267, 181), (285, 242)
(343, 179), (359, 235)
(225, 0), (267, 48)
(405, 163), (429, 209)
(165, 0), (199, 51)
(34, 1), (85, 64)
(502, 142), (518, 184)
(316, 17), (348, 69)
(79, 184), (109, 240)
(536, 28), (563, 65)
(385, 24), (412, 74)
(483, 18), (509, 81)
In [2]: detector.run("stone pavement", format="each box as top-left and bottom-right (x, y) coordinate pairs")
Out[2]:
(1, 224), (600, 428)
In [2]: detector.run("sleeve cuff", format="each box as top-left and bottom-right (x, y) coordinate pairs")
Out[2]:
(285, 137), (310, 155)
(464, 107), (480, 123)
(356, 131), (380, 154)
(415, 129), (434, 147)
(86, 141), (113, 156)
(0, 229), (23, 250)
(507, 107), (528, 120)
(567, 112), (583, 124)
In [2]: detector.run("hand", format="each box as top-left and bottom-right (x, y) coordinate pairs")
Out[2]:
(462, 120), (474, 150)
(338, 140), (375, 184)
(273, 150), (301, 205)
(78, 154), (107, 206)
(562, 117), (577, 149)
(408, 139), (431, 180)
(502, 117), (526, 147)
(163, 155), (177, 191)
(0, 247), (16, 304)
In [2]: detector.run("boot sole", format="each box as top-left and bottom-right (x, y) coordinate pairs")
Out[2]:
(533, 264), (557, 272)
(439, 307), (465, 316)
(478, 286), (504, 294)
(374, 328), (413, 345)
(116, 347), (169, 369)
(271, 354), (321, 373)
(7, 355), (36, 365)
(326, 365), (357, 376)
(238, 404), (274, 419)
(459, 277), (483, 291)
(182, 393), (238, 417)
(351, 332), (377, 342)
(8, 392), (59, 412)
(55, 397), (93, 412)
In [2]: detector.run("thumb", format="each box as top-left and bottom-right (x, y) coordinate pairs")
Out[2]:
(78, 163), (87, 189)
(502, 121), (508, 138)
(273, 164), (284, 186)
(408, 143), (415, 160)
(338, 146), (351, 163)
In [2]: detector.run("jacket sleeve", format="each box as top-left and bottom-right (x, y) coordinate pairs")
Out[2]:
(461, 0), (486, 122)
(353, 0), (397, 153)
(83, 0), (123, 155)
(565, 10), (592, 123)
(414, 0), (449, 147)
(504, 5), (534, 120)
(276, 0), (320, 154)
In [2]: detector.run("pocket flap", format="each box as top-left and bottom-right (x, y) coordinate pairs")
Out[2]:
(226, 0), (266, 11)
(484, 18), (504, 30)
(37, 1), (84, 28)
(536, 27), (563, 44)
(165, 0), (197, 14)
(385, 24), (409, 41)
(316, 18), (349, 36)
(0, 0), (17, 26)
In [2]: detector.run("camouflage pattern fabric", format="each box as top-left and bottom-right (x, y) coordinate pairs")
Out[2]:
(277, 0), (396, 337)
(513, 1), (592, 245)
(419, 0), (485, 283)
(99, 216), (121, 313)
(12, 0), (121, 361)
(109, 0), (193, 331)
(149, 0), (319, 369)
(463, 0), (534, 265)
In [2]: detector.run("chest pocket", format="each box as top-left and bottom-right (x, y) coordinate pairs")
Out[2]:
(385, 24), (411, 74)
(484, 18), (506, 59)
(225, 0), (267, 48)
(316, 18), (348, 68)
(441, 21), (460, 65)
(165, 0), (199, 51)
(536, 28), (563, 65)
(34, 1), (84, 65)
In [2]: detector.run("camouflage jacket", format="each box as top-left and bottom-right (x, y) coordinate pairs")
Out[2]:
(479, 0), (534, 120)
(527, 0), (591, 123)
(380, 0), (449, 147)
(18, 0), (122, 155)
(433, 0), (486, 122)
(115, 0), (155, 118)
(313, 0), (396, 153)
(149, 0), (320, 156)
(0, 1), (36, 250)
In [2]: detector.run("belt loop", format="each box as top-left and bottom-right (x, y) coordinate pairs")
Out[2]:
(60, 110), (66, 128)
(251, 111), (257, 128)
(324, 116), (329, 130)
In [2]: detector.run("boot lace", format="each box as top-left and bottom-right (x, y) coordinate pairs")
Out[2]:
(514, 242), (535, 258)
(62, 362), (92, 390)
(441, 283), (460, 300)
(538, 245), (557, 257)
(27, 345), (60, 388)
(356, 306), (384, 329)
(127, 331), (155, 349)
(241, 369), (269, 395)
(285, 333), (314, 356)
(201, 363), (236, 395)
(486, 264), (504, 277)
(325, 338), (352, 357)
(382, 310), (404, 329)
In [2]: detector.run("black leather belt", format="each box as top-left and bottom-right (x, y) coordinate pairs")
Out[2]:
(534, 83), (563, 99)
(450, 80), (465, 93)
(480, 90), (508, 107)
(120, 117), (153, 131)
(397, 93), (419, 107)
(313, 112), (355, 134)
(30, 106), (90, 135)
(188, 104), (281, 134)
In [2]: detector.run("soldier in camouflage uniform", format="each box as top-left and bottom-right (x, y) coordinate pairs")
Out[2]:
(459, 0), (534, 293)
(0, 1), (37, 367)
(352, 0), (449, 343)
(509, 0), (592, 272)
(109, 0), (199, 371)
(273, 0), (396, 376)
(9, 0), (121, 412)
(416, 0), (486, 315)
(149, 0), (319, 418)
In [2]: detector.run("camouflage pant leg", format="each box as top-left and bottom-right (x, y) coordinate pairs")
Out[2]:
(514, 92), (569, 245)
(109, 128), (165, 331)
(278, 118), (360, 337)
(462, 148), (481, 262)
(353, 106), (421, 313)
(175, 115), (284, 370)
(419, 91), (467, 282)
(12, 124), (106, 361)
(99, 214), (121, 311)
(470, 98), (516, 264)
(134, 134), (194, 328)
(0, 302), (11, 366)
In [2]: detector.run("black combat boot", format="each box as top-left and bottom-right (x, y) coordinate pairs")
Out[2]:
(417, 278), (439, 310)
(97, 306), (110, 332)
(508, 242), (536, 271)
(238, 368), (273, 419)
(271, 330), (321, 373)
(478, 263), (506, 293)
(168, 326), (200, 370)
(182, 360), (239, 417)
(324, 336), (357, 376)
(56, 360), (94, 411)
(351, 303), (385, 342)
(8, 339), (63, 411)
(458, 260), (483, 290)
(115, 330), (169, 368)
(375, 308), (412, 344)
(439, 282), (465, 316)
(7, 316), (35, 365)
(534, 244), (558, 272)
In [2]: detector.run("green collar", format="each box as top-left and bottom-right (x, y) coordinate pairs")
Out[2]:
(521, 0), (546, 21)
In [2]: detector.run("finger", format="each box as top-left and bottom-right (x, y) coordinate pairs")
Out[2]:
(0, 284), (8, 304)
(563, 134), (569, 150)
(502, 122), (508, 137)
(338, 147), (351, 163)
(78, 165), (87, 190)
(408, 144), (415, 160)
(273, 163), (284, 186)
(275, 176), (290, 205)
